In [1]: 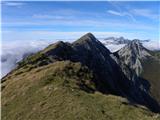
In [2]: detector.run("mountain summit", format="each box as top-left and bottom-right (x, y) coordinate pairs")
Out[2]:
(74, 32), (97, 43)
(2, 33), (160, 120)
(117, 40), (151, 75)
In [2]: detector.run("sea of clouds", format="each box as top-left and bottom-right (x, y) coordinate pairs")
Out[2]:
(1, 39), (159, 78)
(1, 40), (52, 77)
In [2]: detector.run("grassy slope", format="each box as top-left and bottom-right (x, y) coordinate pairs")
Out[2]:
(2, 61), (160, 120)
(141, 51), (160, 104)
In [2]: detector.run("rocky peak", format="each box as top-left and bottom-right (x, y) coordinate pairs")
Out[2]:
(72, 32), (111, 54)
(119, 36), (125, 40)
(104, 37), (116, 40)
(73, 32), (98, 45)
(118, 40), (150, 59)
(104, 36), (130, 45)
(117, 39), (151, 76)
(128, 39), (143, 49)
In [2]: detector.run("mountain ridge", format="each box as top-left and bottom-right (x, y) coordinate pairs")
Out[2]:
(2, 33), (160, 120)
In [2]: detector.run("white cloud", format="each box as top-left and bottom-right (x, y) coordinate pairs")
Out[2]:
(143, 40), (160, 50)
(32, 9), (102, 21)
(2, 17), (156, 33)
(105, 44), (126, 52)
(107, 10), (136, 22)
(131, 9), (158, 19)
(3, 30), (158, 42)
(1, 40), (53, 78)
(32, 14), (74, 20)
(107, 10), (123, 16)
(3, 2), (25, 7)
(0, 31), (133, 41)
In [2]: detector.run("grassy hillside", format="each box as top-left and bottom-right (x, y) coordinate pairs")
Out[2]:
(2, 60), (160, 120)
(141, 55), (160, 104)
(149, 50), (160, 60)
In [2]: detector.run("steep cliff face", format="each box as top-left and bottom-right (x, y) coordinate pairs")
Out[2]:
(113, 40), (160, 111)
(1, 33), (160, 120)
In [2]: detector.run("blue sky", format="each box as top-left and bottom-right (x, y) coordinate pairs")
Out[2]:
(2, 1), (160, 41)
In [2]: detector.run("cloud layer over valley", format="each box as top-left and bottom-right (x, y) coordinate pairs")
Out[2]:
(1, 38), (159, 78)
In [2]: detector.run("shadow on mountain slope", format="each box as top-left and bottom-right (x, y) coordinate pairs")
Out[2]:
(2, 33), (160, 114)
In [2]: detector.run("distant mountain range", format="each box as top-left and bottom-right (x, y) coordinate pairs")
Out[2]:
(2, 33), (160, 120)
(101, 36), (150, 45)
(1, 36), (158, 78)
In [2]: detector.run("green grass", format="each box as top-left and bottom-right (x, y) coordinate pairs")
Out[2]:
(2, 61), (160, 120)
(149, 50), (160, 60)
(18, 52), (51, 69)
(141, 56), (160, 104)
(17, 41), (73, 73)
